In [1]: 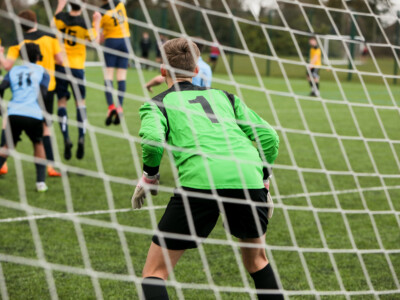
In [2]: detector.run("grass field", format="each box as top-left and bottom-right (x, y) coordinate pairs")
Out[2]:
(0, 56), (400, 299)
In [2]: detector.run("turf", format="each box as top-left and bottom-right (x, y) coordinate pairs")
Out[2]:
(0, 57), (399, 299)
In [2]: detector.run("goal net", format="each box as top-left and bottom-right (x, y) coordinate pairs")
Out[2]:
(0, 0), (399, 299)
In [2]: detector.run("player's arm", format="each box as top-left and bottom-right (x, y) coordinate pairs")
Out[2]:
(90, 12), (102, 44)
(39, 71), (50, 100)
(231, 93), (279, 171)
(145, 75), (165, 93)
(55, 0), (67, 16)
(0, 72), (10, 99)
(52, 37), (64, 66)
(0, 46), (16, 71)
(131, 101), (168, 209)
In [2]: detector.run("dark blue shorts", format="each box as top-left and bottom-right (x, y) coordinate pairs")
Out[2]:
(104, 38), (129, 69)
(55, 65), (86, 101)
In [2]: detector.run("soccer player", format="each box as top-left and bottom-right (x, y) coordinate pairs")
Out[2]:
(132, 38), (282, 300)
(0, 43), (50, 192)
(0, 9), (64, 177)
(99, 0), (130, 126)
(209, 41), (220, 71)
(53, 0), (101, 160)
(145, 39), (212, 92)
(307, 36), (321, 97)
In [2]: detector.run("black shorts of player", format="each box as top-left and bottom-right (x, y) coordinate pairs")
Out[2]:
(104, 38), (129, 69)
(55, 65), (86, 101)
(152, 188), (269, 250)
(307, 68), (320, 79)
(5, 115), (43, 146)
(209, 55), (218, 62)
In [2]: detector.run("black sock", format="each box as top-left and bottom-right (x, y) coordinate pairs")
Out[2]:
(104, 80), (114, 106)
(35, 162), (46, 182)
(316, 82), (319, 90)
(117, 80), (126, 106)
(1, 129), (5, 147)
(308, 80), (313, 87)
(0, 156), (6, 169)
(43, 136), (54, 162)
(250, 264), (283, 300)
(142, 277), (169, 300)
(57, 107), (69, 142)
(76, 105), (86, 140)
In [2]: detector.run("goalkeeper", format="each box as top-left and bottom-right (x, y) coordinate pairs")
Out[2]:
(132, 38), (282, 299)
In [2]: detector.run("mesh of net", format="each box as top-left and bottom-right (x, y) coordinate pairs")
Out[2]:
(0, 0), (399, 299)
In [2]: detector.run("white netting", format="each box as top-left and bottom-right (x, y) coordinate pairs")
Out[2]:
(0, 0), (400, 299)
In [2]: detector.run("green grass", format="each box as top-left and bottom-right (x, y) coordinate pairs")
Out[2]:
(0, 60), (399, 300)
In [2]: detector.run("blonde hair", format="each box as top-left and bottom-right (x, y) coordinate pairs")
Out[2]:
(162, 38), (200, 78)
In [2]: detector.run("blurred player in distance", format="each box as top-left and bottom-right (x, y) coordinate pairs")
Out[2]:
(99, 0), (130, 126)
(132, 38), (282, 300)
(0, 9), (64, 177)
(155, 34), (168, 64)
(209, 41), (220, 71)
(145, 38), (212, 92)
(140, 31), (152, 69)
(307, 36), (321, 97)
(53, 0), (101, 160)
(0, 43), (50, 192)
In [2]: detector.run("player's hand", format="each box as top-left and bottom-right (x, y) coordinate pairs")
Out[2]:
(131, 173), (160, 209)
(264, 179), (274, 219)
(146, 84), (153, 93)
(0, 46), (4, 56)
(93, 11), (101, 23)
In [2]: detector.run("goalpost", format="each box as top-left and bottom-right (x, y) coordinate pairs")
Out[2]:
(0, 0), (399, 299)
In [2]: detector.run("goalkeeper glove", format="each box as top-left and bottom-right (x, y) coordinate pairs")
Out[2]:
(264, 179), (274, 219)
(131, 172), (160, 209)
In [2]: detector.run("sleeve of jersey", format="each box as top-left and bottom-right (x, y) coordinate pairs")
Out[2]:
(6, 45), (20, 60)
(87, 27), (98, 41)
(53, 36), (62, 55)
(139, 102), (168, 169)
(234, 95), (279, 165)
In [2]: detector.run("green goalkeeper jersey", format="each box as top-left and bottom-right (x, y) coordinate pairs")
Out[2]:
(139, 81), (279, 189)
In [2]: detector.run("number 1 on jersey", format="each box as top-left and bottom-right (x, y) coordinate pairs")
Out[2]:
(189, 96), (219, 123)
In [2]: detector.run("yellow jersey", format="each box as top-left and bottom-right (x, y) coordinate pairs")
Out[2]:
(309, 46), (322, 67)
(7, 30), (61, 91)
(54, 12), (97, 69)
(100, 0), (130, 39)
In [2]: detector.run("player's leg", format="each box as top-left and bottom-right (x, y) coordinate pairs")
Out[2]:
(240, 235), (283, 299)
(103, 39), (118, 126)
(222, 189), (283, 299)
(43, 91), (61, 177)
(113, 38), (129, 125)
(114, 68), (127, 125)
(141, 189), (220, 299)
(104, 67), (116, 126)
(141, 242), (185, 299)
(56, 65), (73, 160)
(71, 68), (87, 159)
(313, 69), (320, 97)
(0, 120), (8, 174)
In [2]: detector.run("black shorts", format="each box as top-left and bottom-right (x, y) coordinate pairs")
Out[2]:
(307, 68), (320, 79)
(153, 188), (269, 250)
(5, 115), (43, 146)
(104, 38), (129, 69)
(55, 65), (86, 101)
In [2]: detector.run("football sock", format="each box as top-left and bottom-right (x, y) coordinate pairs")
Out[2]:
(117, 80), (126, 106)
(104, 80), (114, 106)
(57, 107), (69, 142)
(35, 162), (46, 182)
(1, 129), (5, 146)
(250, 264), (283, 300)
(43, 136), (54, 163)
(309, 80), (313, 87)
(142, 277), (169, 300)
(316, 82), (320, 90)
(76, 105), (87, 139)
(0, 156), (6, 169)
